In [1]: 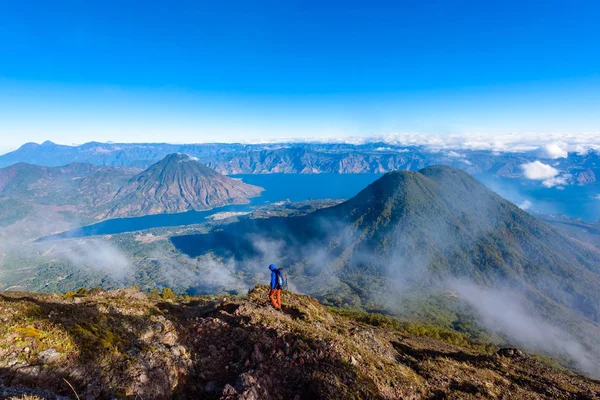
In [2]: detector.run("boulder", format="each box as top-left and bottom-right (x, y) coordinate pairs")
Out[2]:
(37, 348), (61, 363)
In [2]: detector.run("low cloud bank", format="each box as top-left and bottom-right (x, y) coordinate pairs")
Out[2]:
(451, 280), (600, 378)
(250, 133), (600, 156)
(52, 239), (132, 280)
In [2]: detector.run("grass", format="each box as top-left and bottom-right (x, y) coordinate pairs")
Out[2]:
(329, 307), (497, 353)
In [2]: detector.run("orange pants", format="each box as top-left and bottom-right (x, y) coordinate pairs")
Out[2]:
(269, 289), (282, 310)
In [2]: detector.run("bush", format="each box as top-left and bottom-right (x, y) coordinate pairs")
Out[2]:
(161, 288), (177, 300)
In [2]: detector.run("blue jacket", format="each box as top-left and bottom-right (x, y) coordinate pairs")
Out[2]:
(269, 264), (279, 290)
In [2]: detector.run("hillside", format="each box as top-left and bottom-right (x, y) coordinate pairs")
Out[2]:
(104, 154), (264, 218)
(171, 166), (600, 373)
(0, 163), (141, 228)
(1, 286), (599, 399)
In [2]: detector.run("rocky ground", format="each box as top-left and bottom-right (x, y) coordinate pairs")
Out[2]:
(0, 286), (599, 399)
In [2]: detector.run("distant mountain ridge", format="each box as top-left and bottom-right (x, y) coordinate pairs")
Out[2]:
(1, 140), (597, 184)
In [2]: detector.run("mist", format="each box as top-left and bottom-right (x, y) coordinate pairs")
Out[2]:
(48, 238), (132, 281)
(450, 279), (600, 378)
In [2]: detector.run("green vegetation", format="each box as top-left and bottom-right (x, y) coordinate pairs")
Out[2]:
(161, 287), (176, 300)
(329, 307), (497, 353)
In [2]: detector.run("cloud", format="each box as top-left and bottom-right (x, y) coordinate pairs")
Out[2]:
(518, 200), (533, 210)
(47, 238), (132, 280)
(521, 161), (571, 188)
(521, 161), (560, 180)
(248, 132), (600, 156)
(541, 175), (569, 188)
(451, 280), (600, 378)
(539, 142), (568, 159)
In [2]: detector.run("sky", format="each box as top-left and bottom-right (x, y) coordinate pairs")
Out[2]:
(0, 0), (599, 155)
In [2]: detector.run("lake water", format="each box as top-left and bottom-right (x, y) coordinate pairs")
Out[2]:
(43, 172), (599, 240)
(476, 174), (600, 221)
(43, 174), (382, 239)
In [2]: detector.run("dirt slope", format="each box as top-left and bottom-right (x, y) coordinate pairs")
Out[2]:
(0, 286), (599, 399)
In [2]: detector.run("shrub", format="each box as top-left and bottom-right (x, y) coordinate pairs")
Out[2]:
(161, 288), (176, 300)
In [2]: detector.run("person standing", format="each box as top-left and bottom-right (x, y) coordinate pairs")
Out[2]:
(268, 264), (283, 310)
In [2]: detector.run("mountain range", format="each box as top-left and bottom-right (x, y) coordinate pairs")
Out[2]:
(0, 140), (597, 185)
(171, 165), (600, 375)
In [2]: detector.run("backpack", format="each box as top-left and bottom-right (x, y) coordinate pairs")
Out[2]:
(276, 268), (288, 290)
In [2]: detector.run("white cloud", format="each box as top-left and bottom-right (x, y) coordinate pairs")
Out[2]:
(249, 132), (600, 156)
(521, 161), (571, 188)
(518, 200), (533, 210)
(541, 176), (569, 188)
(539, 142), (568, 159)
(521, 161), (560, 180)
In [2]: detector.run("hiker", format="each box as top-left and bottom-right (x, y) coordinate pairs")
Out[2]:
(268, 264), (283, 310)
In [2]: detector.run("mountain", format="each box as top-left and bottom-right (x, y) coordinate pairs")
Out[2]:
(0, 162), (141, 228)
(171, 166), (600, 373)
(0, 154), (263, 233)
(175, 165), (600, 298)
(1, 286), (599, 399)
(2, 141), (598, 185)
(104, 153), (264, 218)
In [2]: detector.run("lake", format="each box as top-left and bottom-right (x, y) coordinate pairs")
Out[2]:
(42, 172), (599, 240)
(42, 174), (383, 239)
(476, 174), (600, 221)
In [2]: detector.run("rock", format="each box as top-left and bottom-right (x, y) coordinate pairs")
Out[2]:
(251, 344), (263, 363)
(38, 348), (61, 363)
(160, 331), (178, 346)
(222, 384), (239, 396)
(350, 355), (358, 366)
(496, 348), (525, 359)
(171, 345), (186, 357)
(235, 372), (258, 391)
(19, 365), (41, 377)
(138, 372), (149, 384)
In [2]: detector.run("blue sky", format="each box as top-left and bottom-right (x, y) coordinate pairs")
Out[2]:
(1, 0), (599, 154)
